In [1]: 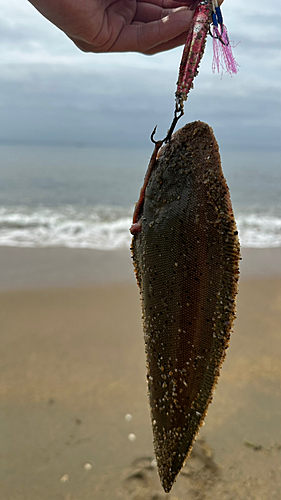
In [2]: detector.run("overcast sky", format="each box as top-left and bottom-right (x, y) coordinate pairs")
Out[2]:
(0, 0), (280, 150)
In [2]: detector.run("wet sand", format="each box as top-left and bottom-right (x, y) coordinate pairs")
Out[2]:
(0, 247), (280, 499)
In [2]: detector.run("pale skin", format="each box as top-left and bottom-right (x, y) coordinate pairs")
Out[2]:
(28, 0), (224, 55)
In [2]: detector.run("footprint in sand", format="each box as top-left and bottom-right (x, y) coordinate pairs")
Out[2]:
(120, 438), (219, 500)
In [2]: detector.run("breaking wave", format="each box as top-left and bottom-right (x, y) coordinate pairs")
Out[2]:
(0, 205), (280, 250)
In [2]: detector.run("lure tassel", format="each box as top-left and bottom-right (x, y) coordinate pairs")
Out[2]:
(211, 1), (239, 76)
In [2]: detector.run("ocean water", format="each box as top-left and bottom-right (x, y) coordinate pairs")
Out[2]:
(0, 144), (280, 250)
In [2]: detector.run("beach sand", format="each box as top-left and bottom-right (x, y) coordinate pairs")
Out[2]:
(0, 247), (281, 499)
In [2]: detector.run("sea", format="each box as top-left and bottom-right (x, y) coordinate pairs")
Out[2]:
(0, 144), (280, 250)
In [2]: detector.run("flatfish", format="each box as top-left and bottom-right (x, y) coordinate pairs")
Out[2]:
(131, 121), (240, 492)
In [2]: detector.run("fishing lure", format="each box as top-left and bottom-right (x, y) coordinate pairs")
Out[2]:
(163, 0), (238, 143)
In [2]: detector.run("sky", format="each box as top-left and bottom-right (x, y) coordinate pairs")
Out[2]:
(0, 0), (280, 150)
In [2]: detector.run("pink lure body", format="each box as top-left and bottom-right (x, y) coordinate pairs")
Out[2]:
(176, 1), (212, 105)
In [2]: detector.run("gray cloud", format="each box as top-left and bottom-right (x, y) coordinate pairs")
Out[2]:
(0, 0), (280, 151)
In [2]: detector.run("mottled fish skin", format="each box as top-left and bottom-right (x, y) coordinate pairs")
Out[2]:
(131, 121), (240, 493)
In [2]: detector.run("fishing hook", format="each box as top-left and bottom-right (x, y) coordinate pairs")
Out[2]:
(209, 25), (229, 46)
(151, 102), (184, 145)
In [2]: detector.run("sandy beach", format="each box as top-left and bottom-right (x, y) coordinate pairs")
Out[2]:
(0, 246), (281, 499)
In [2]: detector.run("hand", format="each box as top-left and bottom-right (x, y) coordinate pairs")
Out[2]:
(28, 0), (205, 55)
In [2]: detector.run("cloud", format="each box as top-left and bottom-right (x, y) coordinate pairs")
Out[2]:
(0, 0), (280, 150)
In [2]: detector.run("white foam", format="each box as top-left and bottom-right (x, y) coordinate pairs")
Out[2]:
(236, 213), (281, 248)
(0, 206), (280, 250)
(0, 206), (132, 250)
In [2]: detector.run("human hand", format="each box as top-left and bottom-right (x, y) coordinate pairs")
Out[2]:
(28, 0), (219, 55)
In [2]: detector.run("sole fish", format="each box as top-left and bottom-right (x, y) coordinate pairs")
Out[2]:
(131, 121), (240, 493)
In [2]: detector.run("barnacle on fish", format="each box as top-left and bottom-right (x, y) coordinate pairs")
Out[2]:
(131, 121), (240, 493)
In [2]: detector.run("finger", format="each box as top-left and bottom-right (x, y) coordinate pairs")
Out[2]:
(137, 0), (194, 7)
(170, 0), (224, 5)
(134, 4), (181, 23)
(134, 0), (224, 24)
(109, 7), (193, 53)
(134, 0), (225, 24)
(144, 30), (189, 54)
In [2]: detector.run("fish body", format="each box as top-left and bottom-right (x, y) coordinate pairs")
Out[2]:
(131, 121), (240, 492)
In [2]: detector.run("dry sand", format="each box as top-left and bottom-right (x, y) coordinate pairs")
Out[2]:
(0, 247), (281, 499)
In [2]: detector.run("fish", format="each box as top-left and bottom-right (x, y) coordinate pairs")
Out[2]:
(130, 121), (240, 493)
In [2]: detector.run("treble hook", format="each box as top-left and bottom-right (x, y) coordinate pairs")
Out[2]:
(164, 105), (184, 143)
(151, 101), (184, 145)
